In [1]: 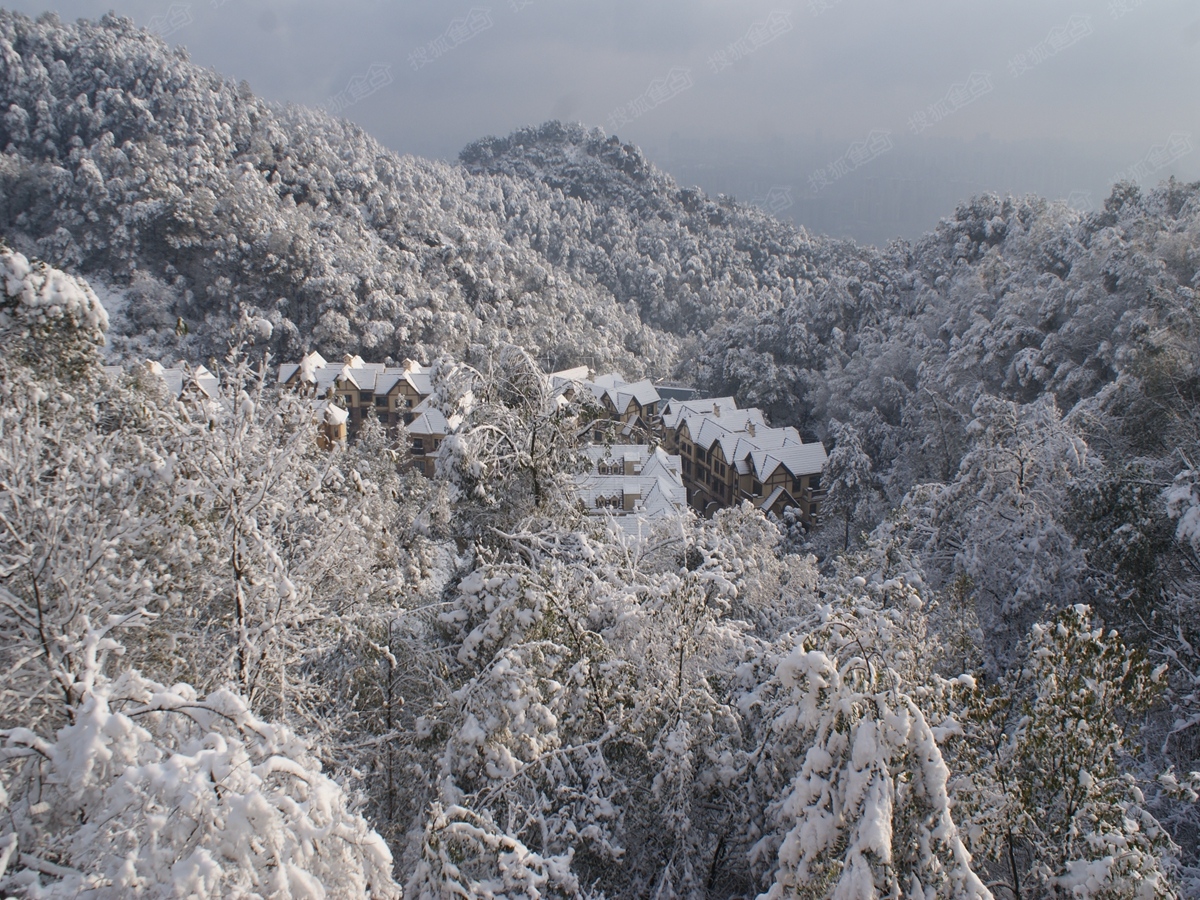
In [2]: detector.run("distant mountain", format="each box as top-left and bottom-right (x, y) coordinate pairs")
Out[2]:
(0, 12), (669, 373)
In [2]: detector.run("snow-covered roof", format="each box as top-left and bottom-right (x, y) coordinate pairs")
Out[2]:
(277, 356), (433, 399)
(749, 442), (829, 481)
(322, 401), (348, 426)
(584, 372), (660, 414)
(549, 365), (590, 391)
(759, 485), (788, 512)
(661, 397), (741, 430)
(374, 372), (406, 396)
(666, 394), (827, 481)
(408, 409), (449, 437)
(142, 361), (220, 401)
(192, 365), (219, 399)
(584, 444), (682, 481)
(576, 442), (686, 523)
(609, 379), (660, 410)
(405, 371), (433, 395)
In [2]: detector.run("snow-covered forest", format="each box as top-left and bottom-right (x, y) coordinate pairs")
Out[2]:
(2, 9), (1200, 898)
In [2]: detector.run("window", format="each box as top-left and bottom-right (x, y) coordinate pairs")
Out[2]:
(360, 392), (373, 404)
(411, 438), (424, 454)
(375, 395), (388, 407)
(752, 480), (762, 495)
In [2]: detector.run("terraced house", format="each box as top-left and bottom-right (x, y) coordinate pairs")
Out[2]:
(660, 396), (827, 524)
(277, 351), (433, 431)
(276, 355), (828, 526)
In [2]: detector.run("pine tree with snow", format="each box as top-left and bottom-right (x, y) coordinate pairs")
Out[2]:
(948, 605), (1179, 899)
(746, 580), (991, 900)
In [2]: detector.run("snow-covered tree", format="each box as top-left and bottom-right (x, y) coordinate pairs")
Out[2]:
(823, 420), (882, 553)
(0, 662), (401, 898)
(745, 580), (990, 899)
(435, 346), (592, 529)
(949, 605), (1178, 899)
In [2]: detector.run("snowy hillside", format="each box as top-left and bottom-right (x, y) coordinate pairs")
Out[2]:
(2, 8), (1200, 898)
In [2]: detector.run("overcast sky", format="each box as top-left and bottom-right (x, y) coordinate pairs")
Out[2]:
(6, 0), (1198, 241)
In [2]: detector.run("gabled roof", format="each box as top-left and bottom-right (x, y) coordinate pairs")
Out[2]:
(277, 356), (434, 400)
(143, 361), (220, 401)
(373, 372), (406, 396)
(405, 371), (433, 395)
(584, 372), (660, 412)
(666, 393), (828, 481)
(759, 485), (795, 513)
(549, 365), (590, 391)
(321, 401), (348, 426)
(192, 365), (220, 400)
(610, 379), (660, 410)
(576, 441), (686, 521)
(661, 397), (740, 430)
(752, 442), (829, 480)
(408, 409), (449, 438)
(584, 444), (682, 480)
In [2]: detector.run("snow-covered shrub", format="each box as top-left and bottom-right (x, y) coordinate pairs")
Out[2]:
(0, 249), (108, 376)
(949, 605), (1178, 898)
(0, 667), (401, 898)
(410, 803), (581, 900)
(744, 583), (990, 899)
(1166, 468), (1200, 558)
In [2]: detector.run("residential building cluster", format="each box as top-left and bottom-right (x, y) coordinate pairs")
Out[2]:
(276, 353), (827, 526)
(117, 352), (828, 529)
(560, 370), (827, 525)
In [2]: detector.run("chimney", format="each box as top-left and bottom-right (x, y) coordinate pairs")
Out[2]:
(713, 403), (721, 417)
(747, 421), (755, 436)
